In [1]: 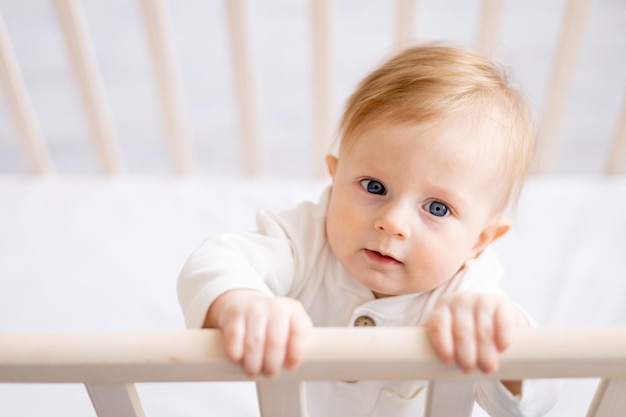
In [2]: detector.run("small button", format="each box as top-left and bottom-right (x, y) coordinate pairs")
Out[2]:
(354, 315), (376, 326)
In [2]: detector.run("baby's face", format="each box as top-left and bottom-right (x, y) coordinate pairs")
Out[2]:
(325, 118), (508, 297)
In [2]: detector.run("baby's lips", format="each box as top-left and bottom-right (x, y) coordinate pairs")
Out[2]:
(365, 248), (402, 265)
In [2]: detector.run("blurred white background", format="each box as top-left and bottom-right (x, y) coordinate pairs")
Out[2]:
(1, 0), (625, 177)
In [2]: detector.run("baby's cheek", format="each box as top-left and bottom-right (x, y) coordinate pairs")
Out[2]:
(411, 247), (465, 288)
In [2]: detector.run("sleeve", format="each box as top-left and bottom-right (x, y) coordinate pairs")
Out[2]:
(476, 379), (561, 417)
(177, 196), (328, 329)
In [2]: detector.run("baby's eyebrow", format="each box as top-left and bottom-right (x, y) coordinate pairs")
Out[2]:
(353, 159), (387, 177)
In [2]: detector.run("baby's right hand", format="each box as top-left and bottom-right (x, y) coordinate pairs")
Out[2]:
(204, 289), (313, 377)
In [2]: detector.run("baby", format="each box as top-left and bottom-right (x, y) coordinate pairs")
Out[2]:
(178, 43), (559, 416)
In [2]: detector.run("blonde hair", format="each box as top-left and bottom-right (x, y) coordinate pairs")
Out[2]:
(338, 43), (535, 211)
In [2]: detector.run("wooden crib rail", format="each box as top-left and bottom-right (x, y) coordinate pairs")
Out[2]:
(53, 0), (124, 175)
(2, 327), (626, 416)
(4, 327), (626, 383)
(0, 11), (53, 174)
(1, 0), (624, 176)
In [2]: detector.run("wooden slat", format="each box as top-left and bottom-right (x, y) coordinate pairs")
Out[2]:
(256, 381), (306, 417)
(311, 0), (334, 177)
(0, 11), (53, 174)
(53, 0), (123, 175)
(424, 380), (476, 417)
(586, 378), (626, 417)
(86, 383), (146, 417)
(604, 93), (626, 175)
(395, 0), (418, 47)
(2, 327), (626, 383)
(476, 0), (504, 56)
(534, 0), (593, 175)
(225, 0), (261, 177)
(138, 0), (195, 175)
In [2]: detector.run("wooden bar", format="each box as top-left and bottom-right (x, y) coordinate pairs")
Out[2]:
(225, 0), (261, 177)
(586, 378), (626, 417)
(424, 380), (476, 417)
(395, 0), (418, 47)
(604, 93), (626, 175)
(138, 0), (195, 175)
(256, 381), (307, 417)
(311, 0), (334, 177)
(0, 11), (53, 174)
(2, 327), (626, 383)
(86, 383), (146, 417)
(476, 0), (504, 56)
(534, 0), (592, 175)
(53, 0), (123, 175)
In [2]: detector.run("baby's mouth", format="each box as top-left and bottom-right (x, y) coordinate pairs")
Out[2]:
(364, 249), (402, 265)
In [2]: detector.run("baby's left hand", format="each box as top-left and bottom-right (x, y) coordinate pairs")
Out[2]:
(425, 293), (529, 374)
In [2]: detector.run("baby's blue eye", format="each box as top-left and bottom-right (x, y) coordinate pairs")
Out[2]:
(360, 179), (386, 195)
(426, 201), (449, 217)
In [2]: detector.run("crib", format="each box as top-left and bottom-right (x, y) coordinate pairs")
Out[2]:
(1, 0), (625, 416)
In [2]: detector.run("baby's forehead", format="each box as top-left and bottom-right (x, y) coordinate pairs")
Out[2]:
(347, 114), (510, 153)
(346, 117), (507, 172)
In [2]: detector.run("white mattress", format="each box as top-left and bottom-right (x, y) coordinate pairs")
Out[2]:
(1, 176), (625, 416)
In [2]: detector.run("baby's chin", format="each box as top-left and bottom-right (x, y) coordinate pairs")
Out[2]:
(371, 287), (414, 299)
(372, 290), (392, 299)
(371, 281), (450, 299)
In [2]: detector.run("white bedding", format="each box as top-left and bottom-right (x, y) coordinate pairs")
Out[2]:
(1, 176), (625, 416)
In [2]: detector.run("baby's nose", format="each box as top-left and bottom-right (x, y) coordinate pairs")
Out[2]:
(374, 204), (411, 239)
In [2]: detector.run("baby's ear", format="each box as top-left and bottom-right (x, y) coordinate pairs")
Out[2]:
(325, 154), (338, 179)
(470, 217), (511, 259)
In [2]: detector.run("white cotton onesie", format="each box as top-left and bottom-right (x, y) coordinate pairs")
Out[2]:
(178, 188), (560, 417)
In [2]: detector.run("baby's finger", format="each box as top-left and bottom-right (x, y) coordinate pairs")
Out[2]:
(220, 315), (246, 363)
(263, 314), (291, 376)
(452, 302), (477, 372)
(494, 302), (521, 351)
(285, 313), (313, 369)
(475, 303), (499, 373)
(242, 309), (268, 376)
(427, 305), (455, 365)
